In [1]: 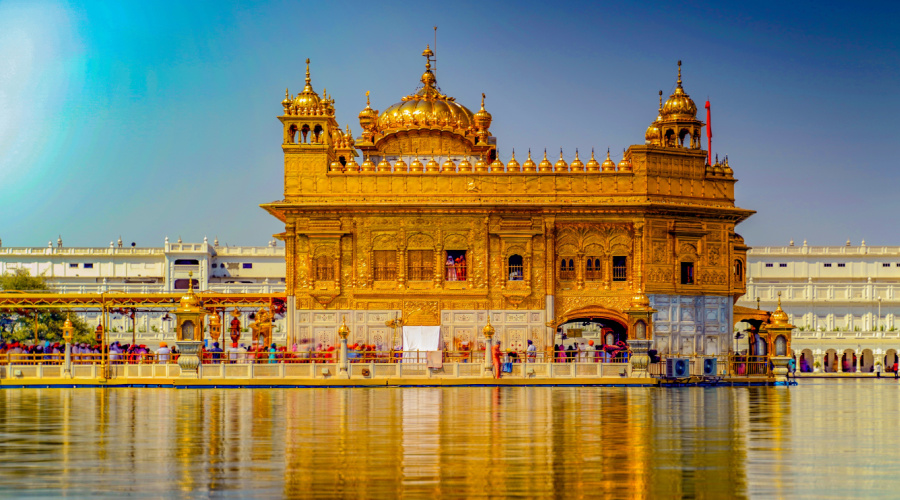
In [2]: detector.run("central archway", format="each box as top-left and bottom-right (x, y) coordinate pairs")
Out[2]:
(551, 305), (630, 347)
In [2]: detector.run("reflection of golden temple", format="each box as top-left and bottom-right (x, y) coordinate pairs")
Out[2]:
(263, 47), (753, 357)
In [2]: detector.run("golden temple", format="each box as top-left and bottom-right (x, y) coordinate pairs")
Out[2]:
(262, 47), (753, 357)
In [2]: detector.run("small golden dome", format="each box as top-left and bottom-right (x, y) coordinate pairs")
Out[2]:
(409, 155), (424, 173)
(522, 150), (537, 172)
(281, 88), (291, 113)
(442, 158), (457, 173)
(770, 293), (790, 327)
(377, 157), (392, 172)
(554, 150), (569, 172)
(506, 150), (521, 172)
(490, 156), (505, 173)
(661, 61), (698, 119)
(293, 59), (321, 111)
(538, 150), (553, 172)
(631, 290), (650, 308)
(338, 316), (351, 339)
(570, 150), (584, 172)
(425, 156), (440, 173)
(475, 156), (489, 173)
(330, 160), (343, 172)
(482, 316), (495, 337)
(601, 149), (617, 172)
(63, 315), (74, 330)
(723, 156), (733, 177)
(474, 93), (492, 131)
(360, 155), (376, 172)
(345, 156), (360, 173)
(458, 157), (473, 173)
(395, 156), (408, 173)
(358, 91), (378, 130)
(617, 151), (632, 172)
(586, 149), (601, 172)
(645, 123), (660, 144)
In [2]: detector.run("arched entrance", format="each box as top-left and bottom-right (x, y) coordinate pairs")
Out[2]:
(550, 306), (630, 361)
(824, 349), (838, 373)
(885, 349), (898, 372)
(800, 349), (814, 372)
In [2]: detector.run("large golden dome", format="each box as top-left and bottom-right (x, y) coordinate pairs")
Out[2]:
(661, 61), (697, 119)
(374, 45), (476, 132)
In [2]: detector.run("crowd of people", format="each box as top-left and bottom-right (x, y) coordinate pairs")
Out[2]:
(1, 338), (635, 366)
(552, 340), (631, 363)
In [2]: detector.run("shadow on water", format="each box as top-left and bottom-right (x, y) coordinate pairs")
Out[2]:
(0, 381), (898, 498)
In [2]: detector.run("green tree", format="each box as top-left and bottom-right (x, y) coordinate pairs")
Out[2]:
(0, 269), (95, 344)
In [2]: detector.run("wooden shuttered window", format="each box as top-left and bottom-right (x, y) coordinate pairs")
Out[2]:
(407, 250), (434, 281)
(374, 250), (397, 281)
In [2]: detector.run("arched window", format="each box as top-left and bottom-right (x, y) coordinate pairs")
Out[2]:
(313, 124), (324, 143)
(734, 260), (744, 282)
(300, 124), (310, 143)
(508, 255), (524, 281)
(559, 258), (575, 281)
(287, 124), (298, 144)
(586, 257), (601, 281)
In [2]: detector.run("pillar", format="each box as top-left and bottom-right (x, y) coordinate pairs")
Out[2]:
(337, 316), (350, 379)
(483, 315), (495, 376)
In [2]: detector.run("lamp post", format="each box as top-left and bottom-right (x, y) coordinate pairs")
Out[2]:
(878, 297), (882, 333)
(62, 313), (74, 378)
(482, 314), (495, 375)
(338, 316), (350, 379)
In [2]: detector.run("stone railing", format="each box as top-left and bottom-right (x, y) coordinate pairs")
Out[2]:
(0, 362), (632, 381)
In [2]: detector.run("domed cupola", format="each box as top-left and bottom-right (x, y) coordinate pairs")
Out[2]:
(358, 91), (378, 131)
(655, 61), (704, 149)
(292, 59), (322, 114)
(662, 61), (698, 119)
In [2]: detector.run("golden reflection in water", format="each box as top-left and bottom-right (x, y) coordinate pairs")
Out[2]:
(4, 383), (900, 498)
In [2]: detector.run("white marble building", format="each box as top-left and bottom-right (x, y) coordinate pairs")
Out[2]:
(737, 240), (900, 372)
(0, 237), (285, 344)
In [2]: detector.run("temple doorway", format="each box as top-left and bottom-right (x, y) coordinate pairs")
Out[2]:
(556, 317), (628, 348)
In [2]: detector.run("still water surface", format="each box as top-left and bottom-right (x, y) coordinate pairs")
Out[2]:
(0, 380), (898, 498)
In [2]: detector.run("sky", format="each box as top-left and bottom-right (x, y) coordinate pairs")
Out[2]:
(0, 0), (898, 248)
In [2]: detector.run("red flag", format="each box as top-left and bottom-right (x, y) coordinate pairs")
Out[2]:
(705, 100), (712, 165)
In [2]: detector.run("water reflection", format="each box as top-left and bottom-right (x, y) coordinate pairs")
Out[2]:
(0, 382), (898, 498)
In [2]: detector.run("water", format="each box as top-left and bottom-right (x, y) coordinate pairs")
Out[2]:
(0, 380), (897, 498)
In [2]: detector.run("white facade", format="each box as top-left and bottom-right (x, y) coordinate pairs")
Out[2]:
(737, 241), (900, 370)
(0, 238), (286, 344)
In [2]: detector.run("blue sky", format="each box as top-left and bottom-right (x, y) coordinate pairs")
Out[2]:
(0, 0), (898, 248)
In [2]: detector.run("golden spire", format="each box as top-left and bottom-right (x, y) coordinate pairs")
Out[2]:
(618, 149), (632, 172)
(506, 149), (521, 172)
(586, 148), (601, 172)
(570, 149), (584, 172)
(538, 149), (553, 172)
(677, 60), (682, 88)
(421, 44), (436, 88)
(554, 148), (569, 171)
(658, 90), (663, 112)
(601, 148), (617, 172)
(304, 58), (312, 90)
(522, 149), (537, 172)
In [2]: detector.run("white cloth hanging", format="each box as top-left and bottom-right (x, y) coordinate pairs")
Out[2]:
(402, 326), (441, 363)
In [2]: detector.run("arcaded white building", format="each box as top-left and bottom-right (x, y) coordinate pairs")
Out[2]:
(737, 240), (900, 372)
(0, 237), (285, 344)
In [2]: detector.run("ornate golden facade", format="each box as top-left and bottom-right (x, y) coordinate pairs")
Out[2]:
(262, 49), (753, 356)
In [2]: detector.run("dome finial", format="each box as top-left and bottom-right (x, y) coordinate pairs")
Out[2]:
(366, 90), (370, 106)
(305, 58), (311, 87)
(677, 60), (682, 87)
(480, 92), (485, 110)
(658, 90), (663, 111)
